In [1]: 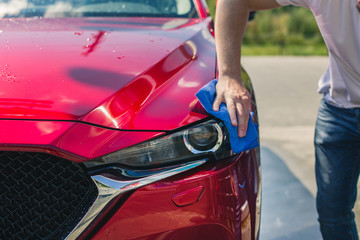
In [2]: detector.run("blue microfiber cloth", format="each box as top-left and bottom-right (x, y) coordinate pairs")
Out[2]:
(196, 79), (259, 153)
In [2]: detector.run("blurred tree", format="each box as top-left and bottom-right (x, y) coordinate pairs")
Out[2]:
(272, 13), (290, 54)
(205, 1), (326, 55)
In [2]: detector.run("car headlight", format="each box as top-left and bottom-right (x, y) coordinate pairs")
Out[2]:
(84, 120), (232, 169)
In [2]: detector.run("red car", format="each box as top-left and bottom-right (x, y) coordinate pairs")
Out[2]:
(0, 0), (261, 239)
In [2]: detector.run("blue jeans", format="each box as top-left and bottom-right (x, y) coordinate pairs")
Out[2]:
(315, 99), (360, 240)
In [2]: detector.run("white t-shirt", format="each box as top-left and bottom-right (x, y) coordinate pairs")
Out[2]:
(276, 0), (360, 108)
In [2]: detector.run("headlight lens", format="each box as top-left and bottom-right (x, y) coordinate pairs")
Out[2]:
(184, 123), (222, 153)
(84, 120), (232, 169)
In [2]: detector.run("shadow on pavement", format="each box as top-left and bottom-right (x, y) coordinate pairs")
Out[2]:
(260, 147), (322, 240)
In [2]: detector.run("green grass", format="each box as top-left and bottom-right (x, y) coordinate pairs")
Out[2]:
(242, 44), (328, 56)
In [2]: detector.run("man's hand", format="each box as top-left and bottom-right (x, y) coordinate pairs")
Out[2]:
(213, 75), (250, 137)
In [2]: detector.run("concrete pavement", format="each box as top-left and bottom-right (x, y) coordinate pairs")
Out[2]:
(260, 147), (321, 240)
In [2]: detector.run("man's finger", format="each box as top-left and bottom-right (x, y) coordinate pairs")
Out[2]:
(213, 95), (223, 112)
(225, 98), (238, 126)
(238, 113), (249, 137)
(236, 102), (249, 137)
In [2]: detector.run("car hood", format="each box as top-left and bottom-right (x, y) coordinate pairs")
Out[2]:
(0, 17), (214, 131)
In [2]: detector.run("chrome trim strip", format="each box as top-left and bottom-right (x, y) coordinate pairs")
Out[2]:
(65, 160), (207, 240)
(94, 160), (206, 191)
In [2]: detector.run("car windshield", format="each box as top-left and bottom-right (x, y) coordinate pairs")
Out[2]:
(0, 0), (197, 18)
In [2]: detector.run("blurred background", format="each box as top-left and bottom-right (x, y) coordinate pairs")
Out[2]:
(205, 0), (327, 55)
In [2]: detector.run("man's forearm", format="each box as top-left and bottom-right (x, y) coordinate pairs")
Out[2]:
(215, 0), (249, 81)
(213, 0), (281, 137)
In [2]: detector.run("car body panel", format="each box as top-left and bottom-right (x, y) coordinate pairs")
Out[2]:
(90, 151), (260, 240)
(0, 119), (165, 161)
(0, 17), (213, 131)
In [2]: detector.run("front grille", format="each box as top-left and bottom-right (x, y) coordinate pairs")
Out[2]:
(0, 151), (98, 240)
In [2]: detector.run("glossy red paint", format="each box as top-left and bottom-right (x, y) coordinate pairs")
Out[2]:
(0, 15), (218, 160)
(0, 119), (165, 160)
(89, 150), (261, 240)
(171, 186), (204, 207)
(194, 0), (211, 18)
(0, 16), (216, 158)
(0, 17), (214, 131)
(81, 24), (215, 131)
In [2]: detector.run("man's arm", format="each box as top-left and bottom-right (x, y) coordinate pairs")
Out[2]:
(213, 0), (281, 137)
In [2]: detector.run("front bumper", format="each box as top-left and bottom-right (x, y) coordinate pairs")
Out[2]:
(83, 149), (261, 240)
